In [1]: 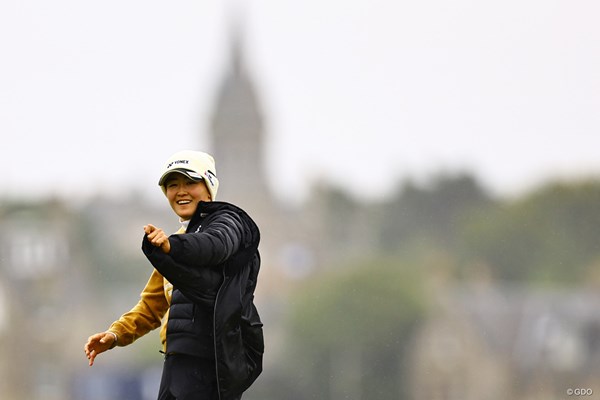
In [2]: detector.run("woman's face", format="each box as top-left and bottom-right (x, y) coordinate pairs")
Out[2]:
(164, 173), (212, 220)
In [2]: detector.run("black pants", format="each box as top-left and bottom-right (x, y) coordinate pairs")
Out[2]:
(157, 354), (218, 400)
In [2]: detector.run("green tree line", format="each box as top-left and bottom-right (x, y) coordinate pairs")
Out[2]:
(266, 175), (600, 398)
(370, 173), (600, 284)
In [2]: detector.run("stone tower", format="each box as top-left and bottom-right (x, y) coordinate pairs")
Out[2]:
(209, 28), (293, 289)
(210, 30), (270, 212)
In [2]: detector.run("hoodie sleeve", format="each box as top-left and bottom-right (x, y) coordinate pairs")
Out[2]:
(108, 269), (169, 346)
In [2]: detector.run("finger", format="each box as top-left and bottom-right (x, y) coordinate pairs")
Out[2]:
(151, 230), (163, 240)
(157, 236), (168, 247)
(147, 228), (160, 241)
(146, 232), (157, 243)
(88, 350), (96, 366)
(148, 233), (160, 245)
(153, 232), (165, 242)
(84, 342), (95, 354)
(149, 231), (166, 246)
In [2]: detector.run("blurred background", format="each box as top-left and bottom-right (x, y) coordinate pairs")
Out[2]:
(1, 1), (600, 399)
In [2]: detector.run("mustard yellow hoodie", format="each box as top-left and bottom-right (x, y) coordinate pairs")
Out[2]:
(107, 269), (172, 351)
(107, 226), (185, 351)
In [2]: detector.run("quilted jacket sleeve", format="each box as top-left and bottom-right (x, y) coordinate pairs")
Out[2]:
(142, 210), (251, 293)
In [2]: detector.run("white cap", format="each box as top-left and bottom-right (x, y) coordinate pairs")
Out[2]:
(158, 150), (219, 200)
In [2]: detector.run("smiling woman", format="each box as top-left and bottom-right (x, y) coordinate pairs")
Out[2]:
(164, 174), (212, 221)
(84, 150), (264, 400)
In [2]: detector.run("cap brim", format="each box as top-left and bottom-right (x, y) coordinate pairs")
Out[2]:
(158, 168), (204, 186)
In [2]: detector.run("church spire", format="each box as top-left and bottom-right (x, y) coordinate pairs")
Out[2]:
(210, 22), (268, 205)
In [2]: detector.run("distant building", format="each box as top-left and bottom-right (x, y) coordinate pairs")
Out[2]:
(210, 29), (269, 210)
(207, 30), (320, 296)
(409, 282), (600, 400)
(0, 202), (79, 400)
(206, 28), (382, 291)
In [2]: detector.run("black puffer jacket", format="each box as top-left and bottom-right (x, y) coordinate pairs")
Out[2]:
(142, 201), (264, 400)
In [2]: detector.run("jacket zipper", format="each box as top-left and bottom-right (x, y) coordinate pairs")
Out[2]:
(213, 271), (226, 400)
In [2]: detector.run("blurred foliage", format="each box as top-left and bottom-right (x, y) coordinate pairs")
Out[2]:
(289, 257), (427, 349)
(5, 174), (600, 399)
(462, 180), (600, 283)
(379, 173), (495, 252)
(260, 175), (600, 398)
(360, 174), (600, 285)
(277, 256), (429, 399)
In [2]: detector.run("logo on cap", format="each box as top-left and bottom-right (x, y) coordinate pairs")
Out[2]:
(167, 160), (190, 169)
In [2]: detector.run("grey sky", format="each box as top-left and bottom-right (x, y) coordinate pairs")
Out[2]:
(1, 0), (599, 204)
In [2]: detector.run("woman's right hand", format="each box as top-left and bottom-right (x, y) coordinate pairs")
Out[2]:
(84, 331), (117, 366)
